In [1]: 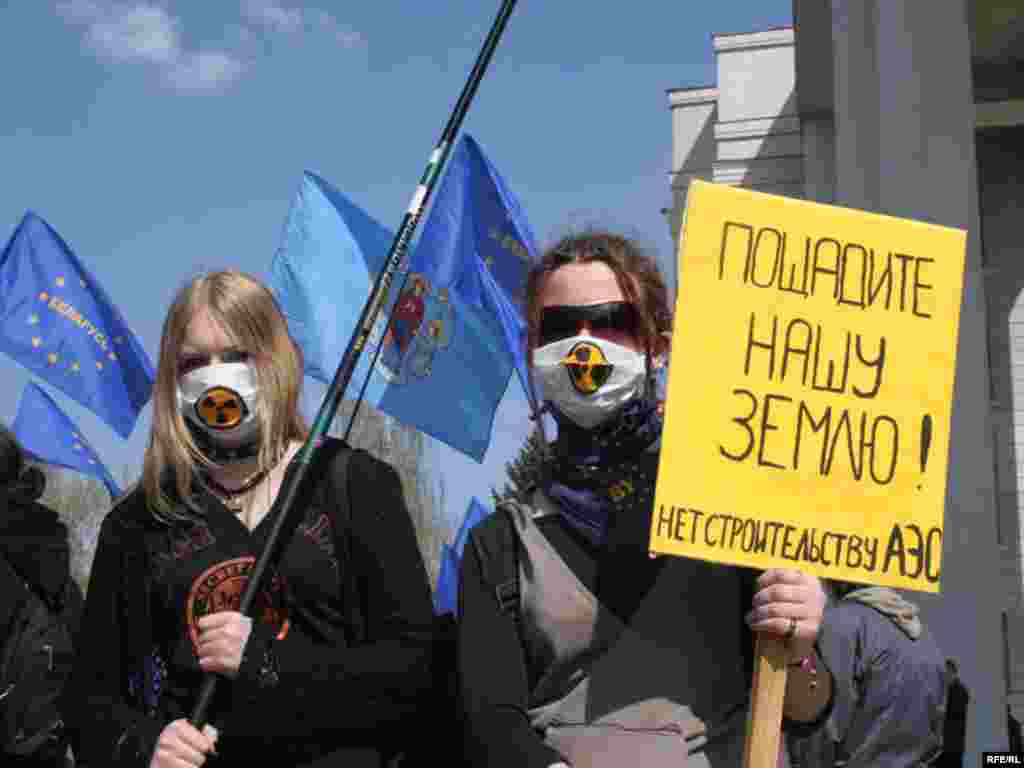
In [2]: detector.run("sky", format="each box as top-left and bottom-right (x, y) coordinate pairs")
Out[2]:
(0, 0), (792, 535)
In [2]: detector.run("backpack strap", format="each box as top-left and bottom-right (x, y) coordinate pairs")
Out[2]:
(470, 502), (521, 621)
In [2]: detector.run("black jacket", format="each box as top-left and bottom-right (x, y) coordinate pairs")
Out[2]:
(0, 497), (75, 620)
(0, 495), (80, 768)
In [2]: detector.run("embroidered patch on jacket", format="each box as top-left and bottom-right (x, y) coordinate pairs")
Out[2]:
(152, 524), (216, 582)
(185, 556), (290, 651)
(298, 512), (337, 570)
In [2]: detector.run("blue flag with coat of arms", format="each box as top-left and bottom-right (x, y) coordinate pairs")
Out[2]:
(0, 212), (155, 439)
(270, 135), (537, 461)
(406, 134), (538, 406)
(12, 381), (122, 499)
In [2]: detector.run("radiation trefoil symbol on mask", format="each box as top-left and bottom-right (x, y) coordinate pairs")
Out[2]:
(177, 363), (261, 459)
(561, 340), (614, 395)
(195, 386), (248, 430)
(531, 333), (647, 430)
(376, 273), (455, 385)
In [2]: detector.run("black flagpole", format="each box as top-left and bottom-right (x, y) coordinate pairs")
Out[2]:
(190, 0), (519, 727)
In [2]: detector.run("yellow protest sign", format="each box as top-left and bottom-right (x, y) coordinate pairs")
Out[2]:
(649, 181), (967, 593)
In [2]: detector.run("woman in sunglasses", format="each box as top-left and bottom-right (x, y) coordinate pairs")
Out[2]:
(458, 232), (832, 767)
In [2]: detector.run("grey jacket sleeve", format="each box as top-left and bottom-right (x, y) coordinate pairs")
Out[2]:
(788, 600), (947, 767)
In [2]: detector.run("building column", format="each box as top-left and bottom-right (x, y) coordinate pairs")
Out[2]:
(800, 115), (835, 204)
(830, 0), (880, 212)
(667, 87), (718, 299)
(832, 0), (1007, 753)
(710, 29), (803, 199)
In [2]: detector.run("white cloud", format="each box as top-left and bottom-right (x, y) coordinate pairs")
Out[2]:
(56, 0), (104, 22)
(243, 0), (303, 34)
(57, 1), (245, 94)
(334, 28), (364, 48)
(229, 23), (253, 45)
(57, 1), (363, 94)
(85, 5), (179, 65)
(315, 10), (364, 47)
(164, 50), (246, 93)
(244, 2), (365, 47)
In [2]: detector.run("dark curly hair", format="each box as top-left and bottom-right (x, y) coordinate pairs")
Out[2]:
(0, 424), (46, 502)
(525, 230), (671, 362)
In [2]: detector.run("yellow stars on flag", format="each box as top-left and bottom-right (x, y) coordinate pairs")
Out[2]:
(484, 255), (495, 268)
(108, 336), (124, 362)
(28, 278), (121, 376)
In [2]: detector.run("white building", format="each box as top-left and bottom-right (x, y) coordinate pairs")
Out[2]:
(668, 2), (1024, 758)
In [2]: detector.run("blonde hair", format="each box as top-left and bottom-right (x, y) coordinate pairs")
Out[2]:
(143, 270), (307, 522)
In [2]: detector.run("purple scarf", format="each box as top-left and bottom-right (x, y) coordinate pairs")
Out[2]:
(544, 397), (663, 546)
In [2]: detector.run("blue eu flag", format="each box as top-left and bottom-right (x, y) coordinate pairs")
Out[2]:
(0, 213), (155, 438)
(12, 381), (123, 499)
(270, 135), (536, 461)
(434, 543), (459, 616)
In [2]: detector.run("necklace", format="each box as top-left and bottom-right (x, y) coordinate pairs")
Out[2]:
(203, 469), (269, 511)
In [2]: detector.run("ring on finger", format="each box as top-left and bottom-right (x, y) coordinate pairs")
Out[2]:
(785, 616), (798, 640)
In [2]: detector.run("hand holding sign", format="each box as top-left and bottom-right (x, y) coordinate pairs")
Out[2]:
(746, 569), (827, 663)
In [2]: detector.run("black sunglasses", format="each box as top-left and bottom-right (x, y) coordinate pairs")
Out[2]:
(538, 302), (639, 347)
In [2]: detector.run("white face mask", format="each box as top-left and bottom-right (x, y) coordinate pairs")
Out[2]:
(531, 333), (647, 429)
(176, 362), (261, 455)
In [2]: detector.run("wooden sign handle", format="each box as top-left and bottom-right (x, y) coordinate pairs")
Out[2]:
(742, 632), (789, 768)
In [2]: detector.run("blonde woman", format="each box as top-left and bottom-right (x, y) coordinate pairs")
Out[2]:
(62, 271), (434, 768)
